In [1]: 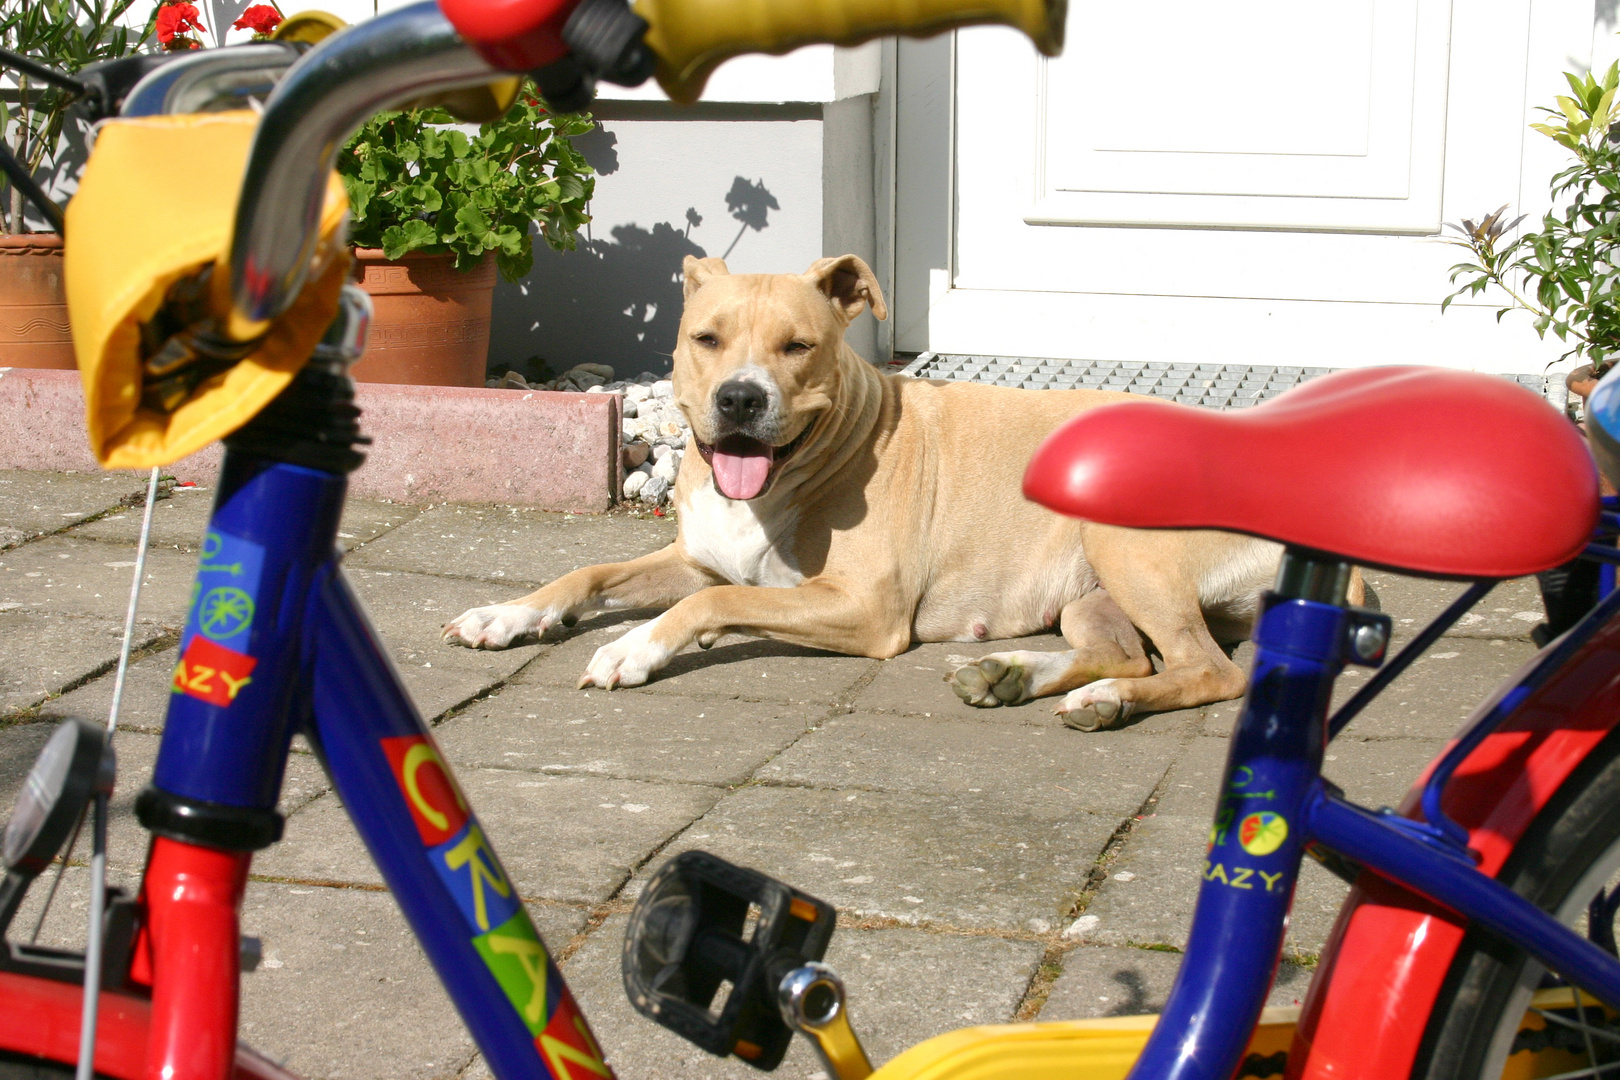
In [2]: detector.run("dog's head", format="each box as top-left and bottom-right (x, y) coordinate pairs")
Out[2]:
(673, 254), (887, 501)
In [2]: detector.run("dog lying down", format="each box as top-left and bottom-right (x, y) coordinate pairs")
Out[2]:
(443, 254), (1342, 731)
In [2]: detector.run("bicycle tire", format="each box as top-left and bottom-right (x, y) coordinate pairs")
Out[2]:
(1411, 723), (1620, 1079)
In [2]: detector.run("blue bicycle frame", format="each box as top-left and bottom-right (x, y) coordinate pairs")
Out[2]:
(140, 365), (608, 1080)
(1125, 551), (1620, 1080)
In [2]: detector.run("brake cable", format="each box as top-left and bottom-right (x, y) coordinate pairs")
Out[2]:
(74, 466), (162, 1080)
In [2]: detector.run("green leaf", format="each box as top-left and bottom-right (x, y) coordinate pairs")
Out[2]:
(380, 219), (437, 260)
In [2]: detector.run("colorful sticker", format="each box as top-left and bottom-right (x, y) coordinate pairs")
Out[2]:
(182, 528), (265, 655)
(381, 736), (470, 846)
(474, 910), (553, 1036)
(1203, 859), (1287, 893)
(538, 986), (613, 1079)
(1238, 811), (1289, 857)
(429, 820), (522, 935)
(171, 635), (258, 706)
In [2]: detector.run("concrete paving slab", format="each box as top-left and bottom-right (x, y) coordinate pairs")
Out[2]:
(435, 686), (819, 787)
(0, 469), (146, 549)
(516, 618), (881, 707)
(38, 646), (177, 732)
(257, 770), (719, 907)
(347, 504), (675, 585)
(344, 567), (549, 720)
(552, 914), (1044, 1080)
(760, 712), (1180, 818)
(0, 610), (169, 719)
(631, 785), (1117, 932)
(0, 536), (196, 625)
(1201, 638), (1540, 741)
(1041, 945), (1312, 1019)
(1365, 570), (1543, 641)
(237, 881), (475, 1080)
(1322, 736), (1448, 811)
(72, 491), (419, 555)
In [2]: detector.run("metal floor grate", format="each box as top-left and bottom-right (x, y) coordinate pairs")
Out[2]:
(900, 354), (1564, 411)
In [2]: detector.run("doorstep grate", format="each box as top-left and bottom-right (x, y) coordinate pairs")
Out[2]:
(899, 354), (1565, 412)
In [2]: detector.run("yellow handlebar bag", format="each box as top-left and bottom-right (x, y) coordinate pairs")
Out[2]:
(65, 111), (349, 470)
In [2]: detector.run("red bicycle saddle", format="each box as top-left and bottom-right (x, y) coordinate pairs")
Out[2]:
(1024, 366), (1599, 579)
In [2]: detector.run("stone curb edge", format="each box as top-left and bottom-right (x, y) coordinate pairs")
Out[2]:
(0, 368), (621, 512)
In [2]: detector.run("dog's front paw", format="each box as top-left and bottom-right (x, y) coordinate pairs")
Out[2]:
(946, 655), (1034, 707)
(579, 619), (674, 689)
(1056, 679), (1134, 732)
(442, 604), (552, 649)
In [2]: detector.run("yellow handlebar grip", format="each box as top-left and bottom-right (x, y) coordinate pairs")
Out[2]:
(633, 0), (1064, 103)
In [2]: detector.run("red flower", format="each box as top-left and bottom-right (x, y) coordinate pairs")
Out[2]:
(232, 4), (283, 36)
(155, 2), (206, 44)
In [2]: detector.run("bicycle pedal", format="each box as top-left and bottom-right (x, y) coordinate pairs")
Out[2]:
(622, 850), (837, 1071)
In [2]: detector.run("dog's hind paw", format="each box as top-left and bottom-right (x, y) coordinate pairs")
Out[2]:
(946, 655), (1035, 707)
(442, 604), (551, 649)
(1056, 680), (1134, 732)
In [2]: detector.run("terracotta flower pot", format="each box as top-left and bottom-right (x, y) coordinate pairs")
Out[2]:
(348, 248), (495, 387)
(0, 233), (74, 370)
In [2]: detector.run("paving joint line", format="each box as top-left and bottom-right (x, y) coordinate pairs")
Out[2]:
(1, 479), (177, 555)
(0, 630), (180, 728)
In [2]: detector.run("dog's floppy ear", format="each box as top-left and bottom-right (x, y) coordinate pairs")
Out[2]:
(682, 256), (730, 301)
(803, 254), (888, 324)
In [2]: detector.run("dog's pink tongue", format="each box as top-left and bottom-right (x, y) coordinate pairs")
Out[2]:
(712, 444), (771, 500)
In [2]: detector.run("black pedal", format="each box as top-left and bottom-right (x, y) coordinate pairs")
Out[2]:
(622, 851), (836, 1071)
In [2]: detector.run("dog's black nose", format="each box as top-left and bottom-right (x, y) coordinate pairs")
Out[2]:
(715, 380), (768, 426)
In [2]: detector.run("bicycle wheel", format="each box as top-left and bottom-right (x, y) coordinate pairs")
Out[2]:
(1412, 725), (1620, 1079)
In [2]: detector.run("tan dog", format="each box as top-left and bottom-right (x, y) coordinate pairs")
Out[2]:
(442, 254), (1298, 730)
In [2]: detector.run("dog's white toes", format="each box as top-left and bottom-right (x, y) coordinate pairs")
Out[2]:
(579, 620), (673, 689)
(441, 604), (549, 650)
(1056, 679), (1134, 732)
(945, 654), (1034, 707)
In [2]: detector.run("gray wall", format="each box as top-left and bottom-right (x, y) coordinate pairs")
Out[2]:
(489, 98), (880, 379)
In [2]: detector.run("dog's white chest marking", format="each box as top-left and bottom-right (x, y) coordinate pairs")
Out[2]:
(680, 483), (803, 588)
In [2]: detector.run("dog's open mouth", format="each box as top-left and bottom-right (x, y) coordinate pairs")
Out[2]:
(695, 429), (809, 500)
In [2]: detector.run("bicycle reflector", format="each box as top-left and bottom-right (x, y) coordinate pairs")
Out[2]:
(0, 719), (111, 935)
(623, 850), (836, 1070)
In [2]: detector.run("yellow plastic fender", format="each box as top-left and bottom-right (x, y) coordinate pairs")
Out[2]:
(865, 1008), (1296, 1080)
(634, 0), (1065, 104)
(64, 111), (349, 470)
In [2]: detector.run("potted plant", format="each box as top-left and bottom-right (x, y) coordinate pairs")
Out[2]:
(1, 0), (150, 368)
(337, 91), (595, 386)
(1443, 63), (1620, 407)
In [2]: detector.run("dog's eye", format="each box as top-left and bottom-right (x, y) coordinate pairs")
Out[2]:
(694, 333), (718, 348)
(785, 341), (813, 354)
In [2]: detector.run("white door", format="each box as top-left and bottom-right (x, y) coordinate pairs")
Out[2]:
(913, 0), (1602, 373)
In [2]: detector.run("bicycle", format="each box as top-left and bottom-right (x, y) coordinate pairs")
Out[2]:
(4, 3), (1620, 1080)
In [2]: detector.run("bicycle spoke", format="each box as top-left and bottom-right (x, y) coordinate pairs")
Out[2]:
(1522, 1062), (1620, 1080)
(1532, 1005), (1620, 1045)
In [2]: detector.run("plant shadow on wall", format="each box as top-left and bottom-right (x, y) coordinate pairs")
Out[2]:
(492, 131), (782, 378)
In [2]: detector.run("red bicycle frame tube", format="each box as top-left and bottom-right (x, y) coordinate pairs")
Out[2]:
(142, 838), (252, 1080)
(1290, 605), (1620, 1079)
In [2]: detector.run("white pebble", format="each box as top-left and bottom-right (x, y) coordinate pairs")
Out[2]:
(623, 471), (648, 498)
(641, 476), (670, 504)
(652, 380), (674, 399)
(652, 444), (672, 462)
(652, 456), (678, 483)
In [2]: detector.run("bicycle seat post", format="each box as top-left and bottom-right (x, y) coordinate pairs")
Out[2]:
(1126, 546), (1389, 1080)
